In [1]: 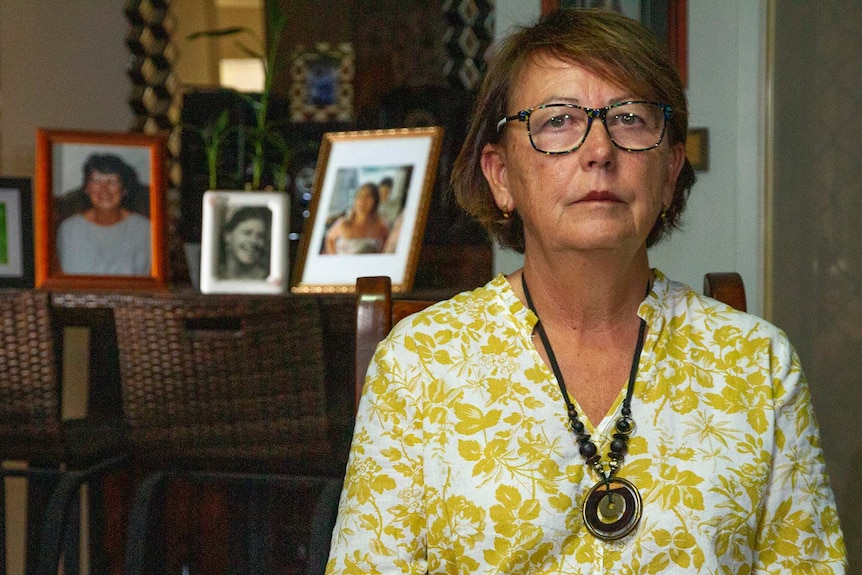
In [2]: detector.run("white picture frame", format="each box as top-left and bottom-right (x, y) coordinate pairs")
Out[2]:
(291, 127), (443, 293)
(200, 190), (290, 294)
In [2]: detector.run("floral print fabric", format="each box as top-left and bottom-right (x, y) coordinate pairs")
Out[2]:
(326, 271), (846, 574)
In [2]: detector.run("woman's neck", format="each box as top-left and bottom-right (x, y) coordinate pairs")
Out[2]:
(84, 208), (128, 226)
(352, 212), (374, 225)
(515, 249), (652, 331)
(226, 258), (264, 279)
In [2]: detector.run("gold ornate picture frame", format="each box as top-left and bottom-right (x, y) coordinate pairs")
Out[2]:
(288, 42), (355, 122)
(291, 127), (443, 293)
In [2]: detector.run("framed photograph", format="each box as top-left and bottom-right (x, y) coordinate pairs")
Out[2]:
(288, 42), (355, 122)
(0, 178), (35, 288)
(200, 190), (290, 294)
(35, 129), (168, 290)
(291, 127), (443, 294)
(686, 127), (709, 171)
(541, 0), (688, 85)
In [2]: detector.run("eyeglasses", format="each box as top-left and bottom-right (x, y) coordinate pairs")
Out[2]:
(496, 101), (673, 154)
(88, 174), (122, 187)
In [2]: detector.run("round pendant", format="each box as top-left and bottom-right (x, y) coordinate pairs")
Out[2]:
(582, 477), (642, 541)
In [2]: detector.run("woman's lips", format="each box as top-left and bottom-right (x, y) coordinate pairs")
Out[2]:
(579, 190), (621, 202)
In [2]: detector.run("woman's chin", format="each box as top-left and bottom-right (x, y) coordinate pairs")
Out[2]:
(234, 253), (261, 266)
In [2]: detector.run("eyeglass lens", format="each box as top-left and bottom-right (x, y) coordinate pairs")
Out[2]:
(528, 102), (666, 153)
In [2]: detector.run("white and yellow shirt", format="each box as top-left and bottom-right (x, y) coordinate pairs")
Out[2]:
(326, 271), (846, 574)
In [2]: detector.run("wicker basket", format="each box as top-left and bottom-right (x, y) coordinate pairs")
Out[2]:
(0, 289), (62, 459)
(112, 293), (331, 471)
(0, 289), (124, 465)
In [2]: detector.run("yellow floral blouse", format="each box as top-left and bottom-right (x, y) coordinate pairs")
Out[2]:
(326, 271), (846, 574)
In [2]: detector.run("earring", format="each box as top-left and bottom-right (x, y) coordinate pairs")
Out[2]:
(502, 207), (511, 219)
(660, 208), (668, 220)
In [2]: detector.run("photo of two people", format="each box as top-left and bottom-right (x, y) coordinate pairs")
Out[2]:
(319, 165), (412, 256)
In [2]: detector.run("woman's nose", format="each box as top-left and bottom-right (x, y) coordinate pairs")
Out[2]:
(578, 119), (615, 167)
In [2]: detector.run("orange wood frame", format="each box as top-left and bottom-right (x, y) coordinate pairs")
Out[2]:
(34, 128), (169, 291)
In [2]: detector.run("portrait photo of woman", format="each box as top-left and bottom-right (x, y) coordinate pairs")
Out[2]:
(322, 181), (390, 255)
(200, 191), (289, 295)
(217, 206), (272, 280)
(55, 152), (151, 276)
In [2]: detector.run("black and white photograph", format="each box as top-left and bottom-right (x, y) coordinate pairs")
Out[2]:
(200, 190), (289, 294)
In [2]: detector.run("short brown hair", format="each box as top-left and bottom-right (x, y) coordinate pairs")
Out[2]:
(451, 8), (695, 252)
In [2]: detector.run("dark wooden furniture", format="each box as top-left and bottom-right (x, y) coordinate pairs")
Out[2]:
(0, 290), (126, 575)
(703, 272), (747, 313)
(104, 293), (345, 575)
(40, 291), (355, 575)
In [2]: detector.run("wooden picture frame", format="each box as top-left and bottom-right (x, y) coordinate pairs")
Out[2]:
(686, 127), (709, 171)
(0, 178), (35, 288)
(35, 129), (168, 290)
(291, 127), (443, 294)
(200, 190), (290, 294)
(288, 42), (355, 122)
(541, 0), (688, 85)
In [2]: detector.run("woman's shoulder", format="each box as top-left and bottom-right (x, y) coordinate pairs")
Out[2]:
(57, 213), (89, 236)
(58, 213), (86, 228)
(655, 270), (791, 347)
(326, 216), (347, 233)
(389, 274), (524, 338)
(123, 212), (151, 230)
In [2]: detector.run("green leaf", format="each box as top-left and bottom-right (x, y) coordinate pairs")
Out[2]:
(187, 26), (248, 41)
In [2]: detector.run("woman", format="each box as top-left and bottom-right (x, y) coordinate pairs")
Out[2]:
(323, 182), (390, 254)
(57, 154), (151, 276)
(218, 206), (271, 280)
(325, 8), (846, 574)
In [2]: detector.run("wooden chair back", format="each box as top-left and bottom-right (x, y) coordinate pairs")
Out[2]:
(355, 272), (747, 408)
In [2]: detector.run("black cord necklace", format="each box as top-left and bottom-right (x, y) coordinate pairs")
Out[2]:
(521, 274), (648, 541)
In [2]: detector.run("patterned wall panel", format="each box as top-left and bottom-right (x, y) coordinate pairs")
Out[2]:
(125, 0), (181, 186)
(442, 0), (495, 91)
(125, 0), (184, 280)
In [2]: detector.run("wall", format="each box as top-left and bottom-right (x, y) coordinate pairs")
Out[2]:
(772, 2), (862, 569)
(0, 3), (129, 573)
(0, 1), (130, 175)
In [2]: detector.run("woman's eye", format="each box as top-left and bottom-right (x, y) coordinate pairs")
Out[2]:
(616, 113), (643, 126)
(544, 114), (572, 130)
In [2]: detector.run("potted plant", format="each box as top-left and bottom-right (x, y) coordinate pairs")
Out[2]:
(186, 0), (292, 191)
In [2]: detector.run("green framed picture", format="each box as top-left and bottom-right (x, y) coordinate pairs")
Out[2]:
(0, 178), (34, 288)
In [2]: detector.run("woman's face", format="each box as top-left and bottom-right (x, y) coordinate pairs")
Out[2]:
(224, 218), (267, 265)
(85, 170), (125, 213)
(481, 54), (685, 257)
(353, 186), (377, 218)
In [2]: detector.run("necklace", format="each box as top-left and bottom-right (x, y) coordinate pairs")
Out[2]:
(521, 274), (648, 541)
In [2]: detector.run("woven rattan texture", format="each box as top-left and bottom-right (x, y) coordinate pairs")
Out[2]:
(0, 290), (61, 454)
(112, 294), (330, 465)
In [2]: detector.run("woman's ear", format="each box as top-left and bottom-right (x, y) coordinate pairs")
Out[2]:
(481, 143), (514, 213)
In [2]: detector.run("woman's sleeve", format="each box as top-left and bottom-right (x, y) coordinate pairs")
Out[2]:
(754, 336), (846, 573)
(325, 332), (427, 575)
